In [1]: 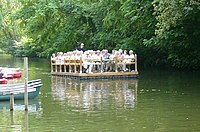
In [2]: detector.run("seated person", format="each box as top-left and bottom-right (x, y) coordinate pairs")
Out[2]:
(107, 50), (116, 72)
(82, 51), (93, 73)
(93, 50), (102, 72)
(102, 49), (110, 72)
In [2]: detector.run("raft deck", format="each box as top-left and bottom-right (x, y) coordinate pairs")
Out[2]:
(50, 54), (139, 79)
(51, 71), (138, 80)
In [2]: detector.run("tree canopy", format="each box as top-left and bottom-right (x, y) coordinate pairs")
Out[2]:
(0, 0), (200, 69)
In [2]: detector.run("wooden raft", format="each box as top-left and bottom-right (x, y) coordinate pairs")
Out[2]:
(50, 54), (139, 79)
(51, 71), (139, 80)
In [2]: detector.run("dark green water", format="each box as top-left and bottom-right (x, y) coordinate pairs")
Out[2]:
(0, 54), (200, 132)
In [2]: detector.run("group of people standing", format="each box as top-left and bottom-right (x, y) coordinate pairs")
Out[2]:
(51, 43), (136, 73)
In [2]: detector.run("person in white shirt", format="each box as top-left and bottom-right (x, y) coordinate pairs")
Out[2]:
(93, 50), (102, 72)
(122, 50), (130, 71)
(82, 51), (93, 73)
(129, 50), (135, 60)
(127, 50), (135, 71)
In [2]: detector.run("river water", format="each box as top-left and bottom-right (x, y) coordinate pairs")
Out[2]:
(0, 54), (200, 132)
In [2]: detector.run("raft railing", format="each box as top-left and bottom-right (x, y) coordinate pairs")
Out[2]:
(51, 54), (137, 74)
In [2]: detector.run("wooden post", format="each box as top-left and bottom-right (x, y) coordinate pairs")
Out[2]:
(80, 57), (82, 73)
(135, 54), (137, 72)
(75, 59), (77, 73)
(59, 64), (62, 72)
(100, 57), (103, 73)
(24, 57), (28, 111)
(115, 57), (118, 72)
(55, 62), (57, 72)
(69, 59), (71, 73)
(64, 60), (66, 72)
(10, 93), (14, 111)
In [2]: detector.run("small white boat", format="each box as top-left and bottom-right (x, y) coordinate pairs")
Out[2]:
(0, 79), (42, 101)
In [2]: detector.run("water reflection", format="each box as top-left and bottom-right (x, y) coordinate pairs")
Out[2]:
(0, 99), (42, 112)
(4, 111), (29, 132)
(51, 76), (138, 110)
(0, 99), (42, 131)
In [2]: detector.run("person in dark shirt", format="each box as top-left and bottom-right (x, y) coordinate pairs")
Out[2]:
(76, 43), (86, 52)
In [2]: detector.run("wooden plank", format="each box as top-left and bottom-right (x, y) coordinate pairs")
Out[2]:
(51, 71), (138, 76)
(51, 71), (138, 78)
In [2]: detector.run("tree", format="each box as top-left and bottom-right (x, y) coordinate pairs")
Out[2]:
(1, 0), (200, 69)
(152, 0), (200, 69)
(0, 0), (21, 53)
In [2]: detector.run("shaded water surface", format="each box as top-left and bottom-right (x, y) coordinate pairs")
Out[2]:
(0, 54), (200, 132)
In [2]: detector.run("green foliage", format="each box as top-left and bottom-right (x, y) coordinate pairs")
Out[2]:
(0, 0), (200, 69)
(151, 0), (200, 69)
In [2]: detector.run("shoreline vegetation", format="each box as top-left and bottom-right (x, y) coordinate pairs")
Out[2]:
(1, 1), (200, 70)
(0, 49), (4, 54)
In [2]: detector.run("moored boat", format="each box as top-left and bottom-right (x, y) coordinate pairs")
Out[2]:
(0, 67), (22, 79)
(0, 78), (8, 84)
(0, 79), (42, 101)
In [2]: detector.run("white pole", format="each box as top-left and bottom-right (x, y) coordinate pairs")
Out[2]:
(24, 57), (28, 111)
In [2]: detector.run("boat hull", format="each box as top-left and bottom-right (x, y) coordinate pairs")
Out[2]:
(0, 79), (7, 84)
(0, 67), (22, 79)
(0, 87), (40, 101)
(0, 79), (42, 101)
